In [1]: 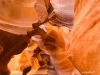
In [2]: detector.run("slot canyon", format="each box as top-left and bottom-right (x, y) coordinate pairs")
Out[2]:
(0, 0), (100, 75)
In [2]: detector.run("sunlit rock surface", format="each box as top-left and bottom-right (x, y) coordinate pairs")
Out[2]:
(8, 40), (39, 75)
(32, 22), (75, 75)
(0, 0), (48, 74)
(69, 0), (100, 75)
(1, 0), (98, 75)
(0, 0), (48, 35)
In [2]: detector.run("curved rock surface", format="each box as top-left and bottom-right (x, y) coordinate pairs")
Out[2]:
(69, 0), (100, 75)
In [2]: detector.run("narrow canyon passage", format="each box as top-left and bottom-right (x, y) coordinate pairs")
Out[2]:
(0, 0), (100, 75)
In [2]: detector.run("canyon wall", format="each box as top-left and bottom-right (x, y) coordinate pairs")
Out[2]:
(69, 0), (100, 75)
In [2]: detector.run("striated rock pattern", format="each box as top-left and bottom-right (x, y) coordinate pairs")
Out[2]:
(0, 0), (48, 74)
(0, 0), (89, 75)
(69, 0), (100, 75)
(0, 0), (48, 35)
(0, 30), (30, 75)
(49, 0), (74, 28)
(32, 22), (75, 75)
(8, 39), (55, 75)
(7, 39), (39, 75)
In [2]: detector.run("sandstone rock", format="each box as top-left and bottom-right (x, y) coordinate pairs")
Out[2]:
(32, 22), (75, 75)
(0, 30), (29, 75)
(0, 0), (48, 35)
(69, 0), (100, 75)
(8, 40), (40, 75)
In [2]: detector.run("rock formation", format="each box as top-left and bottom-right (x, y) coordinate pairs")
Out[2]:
(7, 39), (40, 75)
(0, 0), (48, 74)
(32, 22), (75, 75)
(2, 0), (99, 75)
(69, 0), (100, 75)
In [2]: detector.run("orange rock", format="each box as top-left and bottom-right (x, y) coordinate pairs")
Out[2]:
(0, 0), (48, 35)
(69, 0), (100, 75)
(7, 40), (39, 75)
(32, 22), (75, 75)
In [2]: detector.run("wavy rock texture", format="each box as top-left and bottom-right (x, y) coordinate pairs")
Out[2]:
(0, 30), (30, 75)
(7, 40), (39, 75)
(69, 0), (100, 75)
(8, 39), (49, 75)
(0, 0), (48, 35)
(49, 0), (74, 28)
(0, 0), (48, 74)
(32, 22), (75, 75)
(2, 0), (99, 75)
